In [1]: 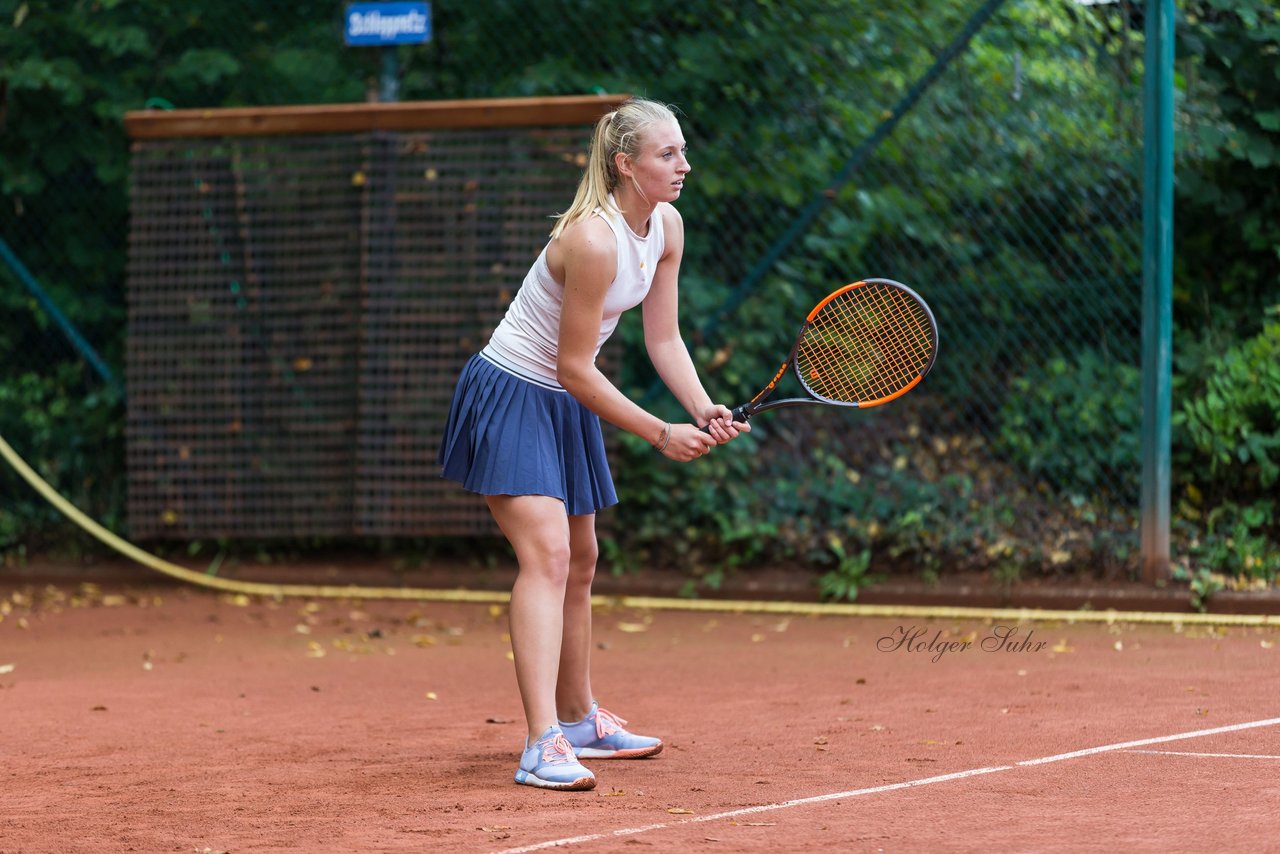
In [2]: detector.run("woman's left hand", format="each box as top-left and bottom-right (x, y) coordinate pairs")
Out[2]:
(699, 404), (751, 444)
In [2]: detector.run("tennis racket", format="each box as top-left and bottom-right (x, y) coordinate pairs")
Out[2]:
(706, 278), (937, 429)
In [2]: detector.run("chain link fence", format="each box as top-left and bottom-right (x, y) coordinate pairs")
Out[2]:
(3, 0), (1152, 577)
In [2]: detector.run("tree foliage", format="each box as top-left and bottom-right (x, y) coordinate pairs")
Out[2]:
(1175, 0), (1280, 327)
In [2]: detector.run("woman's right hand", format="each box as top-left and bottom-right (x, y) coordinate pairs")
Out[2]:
(662, 423), (718, 462)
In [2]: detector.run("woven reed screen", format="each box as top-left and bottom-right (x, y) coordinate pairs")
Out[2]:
(124, 98), (614, 539)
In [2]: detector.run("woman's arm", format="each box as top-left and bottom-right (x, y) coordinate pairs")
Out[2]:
(554, 215), (716, 461)
(642, 205), (747, 444)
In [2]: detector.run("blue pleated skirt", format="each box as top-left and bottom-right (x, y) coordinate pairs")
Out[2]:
(437, 352), (618, 516)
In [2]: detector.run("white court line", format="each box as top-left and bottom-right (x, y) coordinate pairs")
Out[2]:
(491, 716), (1280, 854)
(1014, 717), (1280, 766)
(1126, 750), (1280, 760)
(488, 766), (1016, 854)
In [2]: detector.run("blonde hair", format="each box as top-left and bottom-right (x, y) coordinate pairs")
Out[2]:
(550, 97), (678, 238)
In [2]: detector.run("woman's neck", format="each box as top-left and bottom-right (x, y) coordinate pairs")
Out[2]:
(611, 187), (656, 237)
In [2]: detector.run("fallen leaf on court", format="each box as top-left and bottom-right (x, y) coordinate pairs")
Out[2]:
(485, 717), (514, 724)
(773, 619), (791, 632)
(1262, 640), (1275, 649)
(1114, 641), (1124, 651)
(425, 692), (438, 700)
(617, 622), (648, 633)
(751, 633), (765, 643)
(505, 651), (515, 661)
(600, 789), (625, 797)
(479, 826), (512, 832)
(814, 736), (829, 746)
(1196, 708), (1209, 716)
(740, 822), (776, 827)
(666, 807), (695, 815)
(870, 724), (885, 732)
(306, 641), (326, 658)
(331, 638), (373, 654)
(295, 624), (312, 635)
(488, 604), (504, 619)
(101, 594), (126, 607)
(91, 705), (107, 711)
(0, 664), (14, 675)
(1051, 640), (1073, 654)
(411, 634), (437, 647)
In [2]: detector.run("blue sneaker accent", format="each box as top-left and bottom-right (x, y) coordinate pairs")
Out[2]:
(514, 725), (596, 790)
(560, 702), (663, 759)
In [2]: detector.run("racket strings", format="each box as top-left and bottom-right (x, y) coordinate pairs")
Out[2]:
(827, 291), (932, 398)
(797, 284), (935, 404)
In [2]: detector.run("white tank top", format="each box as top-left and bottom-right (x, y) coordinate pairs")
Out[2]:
(482, 198), (665, 390)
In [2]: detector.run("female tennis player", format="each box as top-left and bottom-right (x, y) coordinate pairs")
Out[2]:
(438, 97), (749, 790)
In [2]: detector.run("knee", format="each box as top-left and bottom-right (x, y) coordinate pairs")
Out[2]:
(520, 538), (573, 586)
(567, 540), (598, 588)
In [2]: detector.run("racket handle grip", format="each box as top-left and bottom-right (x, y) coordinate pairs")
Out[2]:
(699, 405), (750, 434)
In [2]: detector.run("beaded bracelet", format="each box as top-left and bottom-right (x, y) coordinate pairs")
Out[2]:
(653, 422), (672, 453)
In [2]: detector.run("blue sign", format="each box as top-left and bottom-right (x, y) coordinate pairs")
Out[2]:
(344, 2), (432, 46)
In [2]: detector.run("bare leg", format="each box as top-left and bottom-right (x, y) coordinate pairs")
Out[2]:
(556, 513), (598, 723)
(486, 494), (572, 742)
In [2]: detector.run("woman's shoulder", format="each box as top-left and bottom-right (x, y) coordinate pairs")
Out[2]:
(559, 210), (616, 249)
(657, 201), (684, 226)
(657, 202), (684, 239)
(549, 212), (617, 277)
(657, 203), (684, 255)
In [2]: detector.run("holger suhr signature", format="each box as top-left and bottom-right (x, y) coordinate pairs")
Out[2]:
(877, 625), (1048, 663)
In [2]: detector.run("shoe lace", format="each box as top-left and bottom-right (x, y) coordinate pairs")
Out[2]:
(541, 733), (577, 766)
(594, 707), (628, 740)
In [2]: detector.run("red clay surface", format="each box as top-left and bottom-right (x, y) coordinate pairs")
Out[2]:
(2, 578), (1279, 853)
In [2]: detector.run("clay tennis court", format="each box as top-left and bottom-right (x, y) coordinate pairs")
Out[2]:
(3, 570), (1278, 853)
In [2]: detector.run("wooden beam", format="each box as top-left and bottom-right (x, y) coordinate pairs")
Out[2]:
(124, 94), (629, 140)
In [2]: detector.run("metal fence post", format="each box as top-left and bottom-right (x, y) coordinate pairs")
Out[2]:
(1141, 0), (1175, 583)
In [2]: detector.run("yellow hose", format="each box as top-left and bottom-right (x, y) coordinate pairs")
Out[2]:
(3, 432), (1278, 627)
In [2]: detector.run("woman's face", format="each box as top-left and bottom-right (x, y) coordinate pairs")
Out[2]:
(619, 119), (690, 204)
